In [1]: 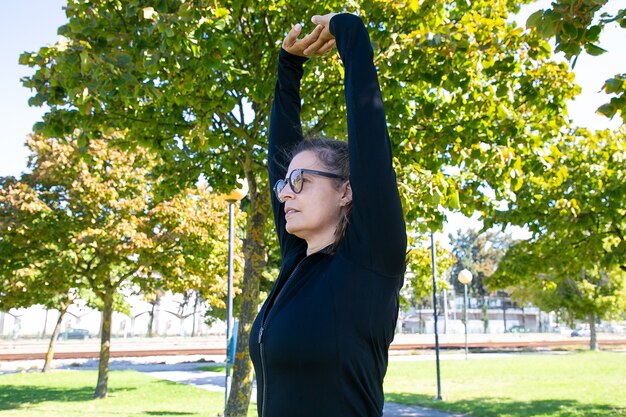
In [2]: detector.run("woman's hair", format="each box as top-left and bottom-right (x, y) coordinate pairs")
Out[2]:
(289, 138), (351, 249)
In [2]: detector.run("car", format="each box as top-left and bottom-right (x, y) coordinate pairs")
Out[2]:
(508, 325), (531, 333)
(57, 328), (92, 340)
(571, 328), (591, 337)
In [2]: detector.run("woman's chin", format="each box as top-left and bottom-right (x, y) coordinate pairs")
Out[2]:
(285, 222), (304, 238)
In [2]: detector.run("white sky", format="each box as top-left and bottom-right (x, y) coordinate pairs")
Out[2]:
(1, 1), (624, 241)
(1, 1), (67, 178)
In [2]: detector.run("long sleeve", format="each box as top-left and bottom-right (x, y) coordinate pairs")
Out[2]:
(252, 18), (404, 415)
(330, 14), (406, 276)
(268, 49), (308, 257)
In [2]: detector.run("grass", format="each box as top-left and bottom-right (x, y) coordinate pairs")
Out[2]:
(196, 365), (226, 373)
(384, 351), (626, 417)
(0, 370), (229, 417)
(0, 352), (623, 416)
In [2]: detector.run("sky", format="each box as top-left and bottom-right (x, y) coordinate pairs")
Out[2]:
(1, 1), (624, 240)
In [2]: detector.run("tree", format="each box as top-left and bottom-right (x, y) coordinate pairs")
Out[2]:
(489, 127), (626, 349)
(491, 239), (626, 349)
(526, 0), (626, 122)
(20, 1), (579, 414)
(404, 234), (455, 308)
(449, 229), (513, 297)
(0, 172), (83, 371)
(448, 228), (513, 332)
(0, 134), (237, 396)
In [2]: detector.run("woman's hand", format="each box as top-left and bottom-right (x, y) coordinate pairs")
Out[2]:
(282, 13), (338, 57)
(302, 13), (338, 56)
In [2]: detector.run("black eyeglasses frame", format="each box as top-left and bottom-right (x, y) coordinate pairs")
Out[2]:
(273, 168), (344, 202)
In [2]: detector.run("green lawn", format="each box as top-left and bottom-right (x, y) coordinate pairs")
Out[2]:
(0, 370), (229, 417)
(197, 365), (227, 373)
(384, 351), (626, 417)
(0, 352), (624, 417)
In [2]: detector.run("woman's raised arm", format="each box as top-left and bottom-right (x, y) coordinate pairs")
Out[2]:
(268, 24), (326, 255)
(329, 13), (407, 276)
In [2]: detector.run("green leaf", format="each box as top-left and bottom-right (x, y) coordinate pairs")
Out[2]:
(563, 22), (578, 39)
(116, 53), (132, 67)
(18, 53), (32, 66)
(586, 25), (602, 42)
(526, 10), (544, 29)
(214, 18), (226, 31)
(597, 103), (616, 118)
(448, 188), (460, 210)
(77, 133), (88, 150)
(584, 43), (607, 56)
(603, 78), (622, 94)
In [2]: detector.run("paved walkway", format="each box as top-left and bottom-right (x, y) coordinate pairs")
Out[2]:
(131, 361), (469, 417)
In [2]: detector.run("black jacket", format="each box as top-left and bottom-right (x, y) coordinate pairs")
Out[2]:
(249, 14), (407, 417)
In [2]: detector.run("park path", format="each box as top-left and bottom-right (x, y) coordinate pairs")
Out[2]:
(139, 363), (470, 417)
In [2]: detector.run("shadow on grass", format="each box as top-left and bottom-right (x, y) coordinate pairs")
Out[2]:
(145, 412), (195, 416)
(386, 392), (626, 417)
(0, 384), (136, 411)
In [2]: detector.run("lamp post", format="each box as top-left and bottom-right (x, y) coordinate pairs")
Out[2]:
(458, 269), (473, 360)
(223, 182), (247, 412)
(430, 233), (442, 400)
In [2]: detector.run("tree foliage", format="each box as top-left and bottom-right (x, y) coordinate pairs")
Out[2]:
(403, 235), (455, 311)
(19, 0), (578, 226)
(492, 127), (626, 272)
(526, 0), (626, 121)
(19, 0), (582, 414)
(0, 134), (238, 396)
(489, 127), (626, 348)
(448, 228), (513, 298)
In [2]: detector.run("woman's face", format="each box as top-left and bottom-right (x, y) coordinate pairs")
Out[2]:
(280, 150), (350, 243)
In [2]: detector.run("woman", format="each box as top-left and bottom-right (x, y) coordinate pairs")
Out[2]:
(249, 12), (407, 417)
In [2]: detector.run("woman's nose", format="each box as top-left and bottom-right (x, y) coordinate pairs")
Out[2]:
(279, 183), (295, 200)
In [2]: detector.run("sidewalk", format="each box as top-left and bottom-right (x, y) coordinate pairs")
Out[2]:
(129, 360), (469, 417)
(384, 403), (469, 417)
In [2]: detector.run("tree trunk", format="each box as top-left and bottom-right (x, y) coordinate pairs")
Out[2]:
(418, 303), (423, 334)
(94, 285), (114, 398)
(589, 313), (598, 351)
(502, 296), (507, 332)
(43, 299), (71, 373)
(192, 293), (199, 337)
(41, 308), (49, 339)
(225, 188), (270, 417)
(481, 301), (489, 334)
(148, 302), (156, 337)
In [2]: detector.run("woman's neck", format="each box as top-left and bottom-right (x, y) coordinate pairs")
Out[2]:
(306, 234), (335, 256)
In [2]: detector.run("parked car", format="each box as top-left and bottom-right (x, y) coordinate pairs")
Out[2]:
(571, 328), (591, 337)
(508, 325), (531, 333)
(401, 320), (422, 334)
(57, 328), (91, 340)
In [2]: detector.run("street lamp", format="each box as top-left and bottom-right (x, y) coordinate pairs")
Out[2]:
(458, 269), (473, 359)
(223, 181), (247, 410)
(430, 233), (443, 400)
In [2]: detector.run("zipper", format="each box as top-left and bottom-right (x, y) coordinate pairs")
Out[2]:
(259, 328), (267, 417)
(257, 253), (314, 417)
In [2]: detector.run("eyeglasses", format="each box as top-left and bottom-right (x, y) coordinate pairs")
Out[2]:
(273, 168), (344, 203)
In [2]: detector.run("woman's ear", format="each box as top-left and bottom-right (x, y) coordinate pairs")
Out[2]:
(340, 181), (352, 206)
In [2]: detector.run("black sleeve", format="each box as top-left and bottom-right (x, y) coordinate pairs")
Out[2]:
(330, 14), (407, 276)
(268, 48), (308, 257)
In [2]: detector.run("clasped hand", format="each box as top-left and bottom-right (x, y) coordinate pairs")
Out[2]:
(282, 13), (338, 57)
